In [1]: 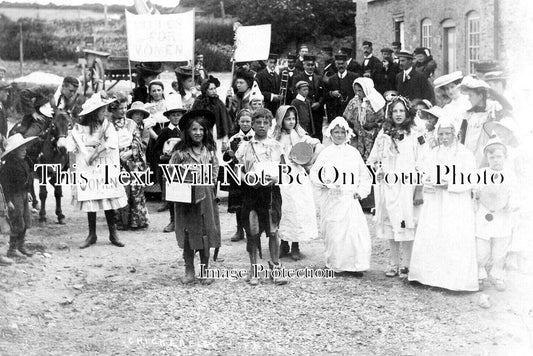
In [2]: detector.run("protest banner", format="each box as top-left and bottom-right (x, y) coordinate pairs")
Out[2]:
(125, 10), (194, 62)
(75, 147), (125, 202)
(233, 24), (271, 62)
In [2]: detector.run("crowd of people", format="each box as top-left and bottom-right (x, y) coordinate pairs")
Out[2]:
(0, 40), (530, 299)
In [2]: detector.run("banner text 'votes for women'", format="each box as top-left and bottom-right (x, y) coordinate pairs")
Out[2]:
(125, 10), (194, 62)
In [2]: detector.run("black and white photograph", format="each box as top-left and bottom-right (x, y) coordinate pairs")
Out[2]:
(0, 0), (532, 354)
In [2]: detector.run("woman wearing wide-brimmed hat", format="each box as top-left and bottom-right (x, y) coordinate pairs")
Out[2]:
(63, 93), (128, 249)
(0, 134), (38, 262)
(459, 75), (506, 167)
(170, 109), (220, 285)
(174, 65), (200, 111)
(132, 62), (163, 104)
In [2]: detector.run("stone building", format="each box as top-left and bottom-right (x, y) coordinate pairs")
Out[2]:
(355, 0), (532, 82)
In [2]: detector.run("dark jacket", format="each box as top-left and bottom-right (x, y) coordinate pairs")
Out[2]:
(290, 97), (314, 135)
(379, 59), (400, 94)
(256, 69), (281, 114)
(396, 68), (434, 103)
(346, 58), (363, 76)
(324, 71), (360, 122)
(191, 94), (232, 139)
(414, 57), (437, 79)
(279, 66), (301, 105)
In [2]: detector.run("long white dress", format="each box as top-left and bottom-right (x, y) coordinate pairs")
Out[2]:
(367, 130), (421, 241)
(408, 143), (479, 291)
(278, 131), (319, 242)
(310, 143), (372, 272)
(65, 120), (128, 212)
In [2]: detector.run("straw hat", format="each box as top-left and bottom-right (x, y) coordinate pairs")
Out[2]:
(78, 93), (116, 117)
(1, 134), (38, 159)
(163, 96), (187, 117)
(421, 106), (444, 120)
(460, 75), (490, 91)
(126, 101), (150, 119)
(434, 71), (463, 89)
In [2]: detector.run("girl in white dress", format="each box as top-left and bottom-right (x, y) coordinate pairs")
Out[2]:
(274, 105), (322, 260)
(311, 117), (372, 274)
(64, 93), (128, 249)
(408, 118), (478, 291)
(367, 96), (424, 278)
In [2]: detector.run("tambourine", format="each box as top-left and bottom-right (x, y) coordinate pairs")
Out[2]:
(289, 142), (314, 165)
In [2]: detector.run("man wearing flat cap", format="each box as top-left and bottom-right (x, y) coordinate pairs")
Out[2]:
(324, 51), (360, 123)
(396, 51), (434, 103)
(294, 54), (326, 140)
(279, 53), (301, 105)
(341, 46), (362, 76)
(361, 41), (385, 92)
(413, 47), (437, 79)
(256, 53), (282, 114)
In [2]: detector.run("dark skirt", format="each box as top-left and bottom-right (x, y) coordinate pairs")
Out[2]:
(174, 185), (221, 251)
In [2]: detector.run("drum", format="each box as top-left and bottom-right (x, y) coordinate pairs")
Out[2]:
(289, 142), (313, 165)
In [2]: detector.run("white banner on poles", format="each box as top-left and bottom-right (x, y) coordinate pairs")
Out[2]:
(125, 10), (194, 62)
(233, 24), (271, 62)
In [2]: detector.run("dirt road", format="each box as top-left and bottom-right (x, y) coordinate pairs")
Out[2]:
(0, 185), (532, 355)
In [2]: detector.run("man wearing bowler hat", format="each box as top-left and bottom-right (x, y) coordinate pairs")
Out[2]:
(391, 41), (402, 63)
(396, 51), (434, 103)
(256, 53), (282, 114)
(294, 54), (326, 140)
(324, 51), (360, 123)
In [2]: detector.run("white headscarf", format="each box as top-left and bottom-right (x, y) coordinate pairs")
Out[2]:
(324, 116), (355, 144)
(353, 77), (386, 112)
(435, 116), (458, 134)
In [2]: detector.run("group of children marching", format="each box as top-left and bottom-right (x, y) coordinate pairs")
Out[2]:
(216, 74), (526, 298)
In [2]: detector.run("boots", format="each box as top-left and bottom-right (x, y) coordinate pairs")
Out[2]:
(17, 235), (34, 257)
(199, 249), (213, 285)
(279, 240), (290, 258)
(181, 247), (196, 284)
(105, 210), (124, 247)
(80, 212), (97, 249)
(7, 236), (26, 259)
(163, 208), (174, 233)
(291, 242), (301, 261)
(230, 226), (244, 242)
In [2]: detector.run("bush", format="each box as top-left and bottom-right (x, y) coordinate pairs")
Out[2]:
(195, 17), (233, 45)
(195, 40), (232, 72)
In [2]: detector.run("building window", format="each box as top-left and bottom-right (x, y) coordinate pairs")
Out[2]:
(394, 18), (404, 46)
(467, 11), (480, 74)
(421, 18), (432, 49)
